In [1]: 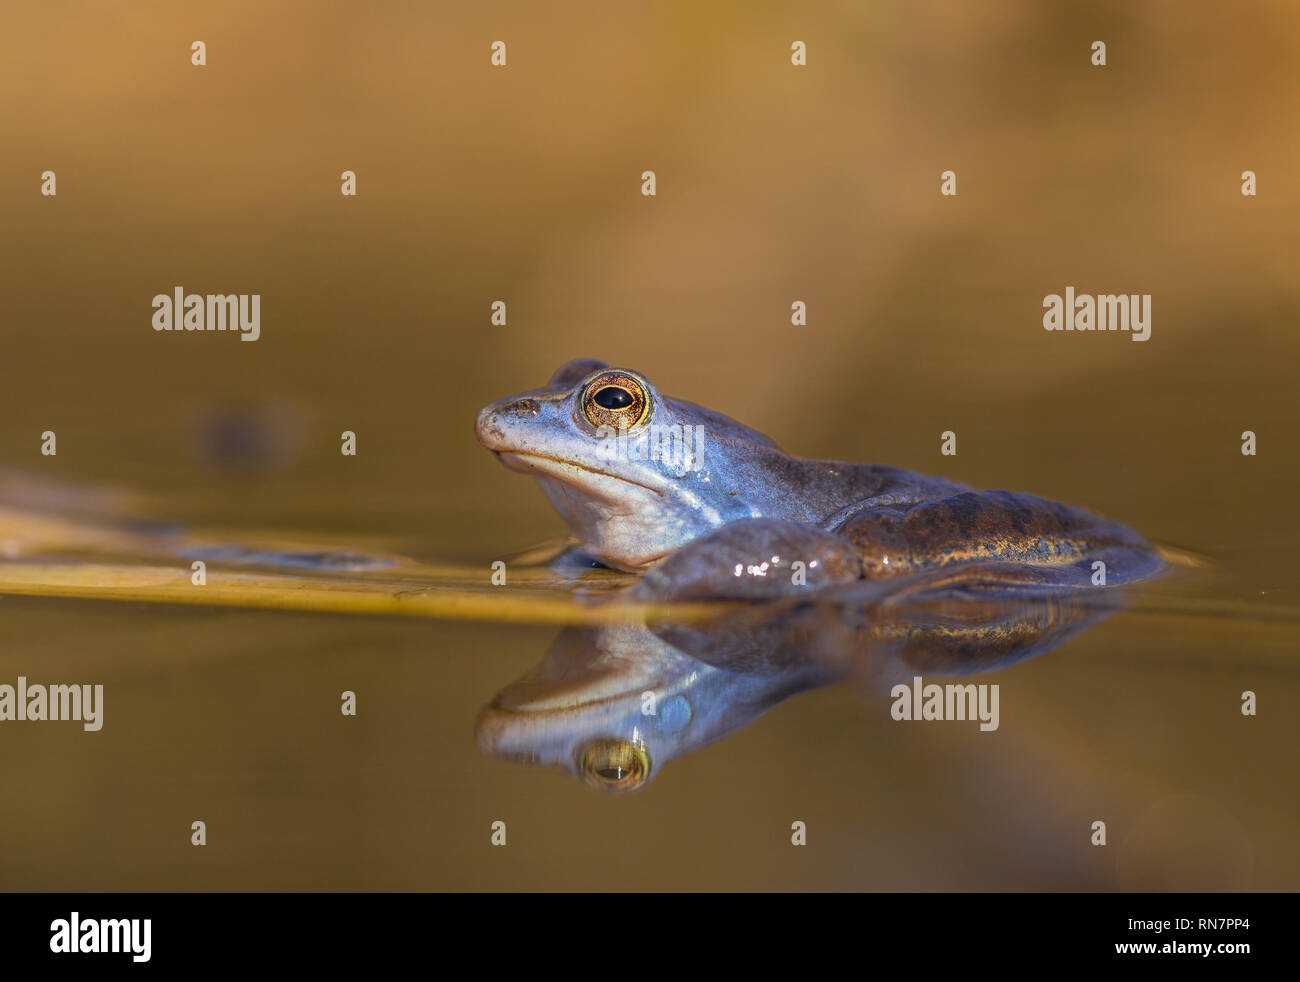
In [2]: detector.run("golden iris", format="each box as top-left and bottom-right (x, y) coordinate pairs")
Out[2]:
(581, 372), (650, 430)
(577, 739), (651, 792)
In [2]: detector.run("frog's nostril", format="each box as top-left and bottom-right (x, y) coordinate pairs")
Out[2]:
(508, 398), (541, 418)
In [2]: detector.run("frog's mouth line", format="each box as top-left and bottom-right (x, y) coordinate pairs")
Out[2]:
(496, 452), (663, 497)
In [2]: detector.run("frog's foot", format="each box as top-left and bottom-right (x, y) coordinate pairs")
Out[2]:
(628, 517), (861, 601)
(835, 489), (1165, 589)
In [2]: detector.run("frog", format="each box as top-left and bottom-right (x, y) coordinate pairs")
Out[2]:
(475, 358), (1165, 598)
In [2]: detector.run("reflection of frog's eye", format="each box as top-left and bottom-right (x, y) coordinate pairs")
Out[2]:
(581, 373), (649, 430)
(577, 739), (651, 793)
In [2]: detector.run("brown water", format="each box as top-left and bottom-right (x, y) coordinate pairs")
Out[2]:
(0, 1), (1297, 890)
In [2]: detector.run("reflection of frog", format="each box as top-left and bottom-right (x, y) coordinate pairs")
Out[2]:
(477, 585), (1120, 792)
(476, 620), (835, 793)
(476, 359), (1164, 593)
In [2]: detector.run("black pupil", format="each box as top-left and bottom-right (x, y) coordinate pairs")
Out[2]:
(593, 386), (635, 410)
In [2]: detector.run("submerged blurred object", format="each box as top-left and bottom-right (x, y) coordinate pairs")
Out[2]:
(189, 401), (306, 473)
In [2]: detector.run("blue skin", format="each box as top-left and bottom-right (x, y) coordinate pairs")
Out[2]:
(476, 358), (1164, 594)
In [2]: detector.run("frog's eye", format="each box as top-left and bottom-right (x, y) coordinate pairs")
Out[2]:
(577, 739), (651, 793)
(581, 372), (649, 430)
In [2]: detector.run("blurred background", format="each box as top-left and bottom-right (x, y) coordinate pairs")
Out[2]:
(0, 0), (1296, 890)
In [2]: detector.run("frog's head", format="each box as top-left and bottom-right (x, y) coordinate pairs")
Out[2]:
(475, 358), (782, 570)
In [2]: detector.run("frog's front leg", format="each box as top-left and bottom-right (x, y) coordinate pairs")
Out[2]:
(628, 518), (861, 602)
(836, 489), (1164, 588)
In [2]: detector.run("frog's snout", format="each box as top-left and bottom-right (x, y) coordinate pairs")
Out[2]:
(475, 398), (542, 449)
(474, 406), (503, 448)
